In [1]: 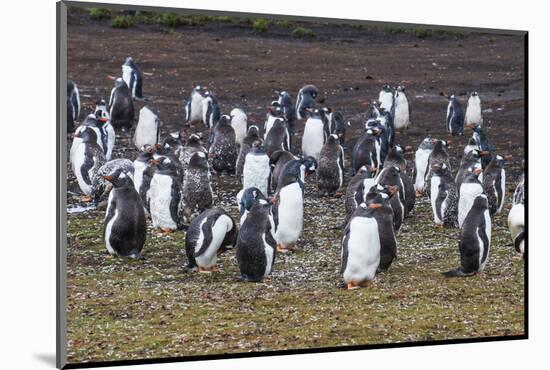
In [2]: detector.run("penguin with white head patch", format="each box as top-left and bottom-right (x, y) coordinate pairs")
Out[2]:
(508, 174), (525, 258)
(121, 57), (143, 100)
(344, 166), (376, 224)
(238, 187), (269, 226)
(296, 84), (318, 120)
(378, 83), (395, 117)
(429, 163), (458, 228)
(277, 91), (297, 144)
(134, 106), (161, 150)
(230, 108), (248, 147)
(467, 122), (493, 169)
(184, 208), (237, 273)
(176, 132), (206, 174)
(482, 154), (506, 215)
(162, 131), (183, 154)
(384, 145), (415, 215)
(179, 151), (213, 225)
(458, 167), (484, 228)
(446, 94), (465, 136)
(67, 80), (80, 133)
(302, 108), (329, 161)
(108, 77), (134, 131)
(184, 85), (206, 126)
(465, 91), (482, 126)
(317, 134), (344, 196)
(443, 194), (491, 277)
(102, 168), (146, 258)
(264, 117), (290, 158)
(155, 142), (184, 184)
(424, 139), (451, 199)
(456, 149), (487, 192)
(149, 156), (181, 233)
(70, 114), (110, 165)
(463, 137), (480, 155)
(94, 98), (116, 160)
(208, 115), (238, 174)
(393, 84), (411, 131)
(350, 127), (379, 177)
(264, 103), (285, 140)
(236, 126), (262, 176)
(413, 137), (435, 196)
(72, 126), (107, 199)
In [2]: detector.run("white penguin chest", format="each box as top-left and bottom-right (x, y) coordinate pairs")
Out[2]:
(458, 183), (483, 227)
(343, 216), (380, 283)
(394, 96), (410, 129)
(243, 154), (270, 195)
(264, 115), (278, 139)
(430, 176), (443, 224)
(275, 182), (303, 244)
(133, 161), (147, 192)
(195, 215), (232, 268)
(302, 118), (325, 160)
(414, 149), (431, 189)
(149, 174), (177, 228)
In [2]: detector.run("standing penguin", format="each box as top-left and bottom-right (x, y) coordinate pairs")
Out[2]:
(103, 168), (146, 258)
(202, 91), (221, 148)
(322, 108), (348, 148)
(443, 194), (491, 277)
(378, 84), (395, 116)
(429, 163), (458, 228)
(482, 154), (506, 215)
(350, 128), (380, 177)
(296, 84), (318, 120)
(269, 150), (297, 191)
(67, 80), (80, 133)
(365, 100), (380, 121)
(277, 91), (297, 143)
(184, 85), (206, 126)
(91, 158), (134, 205)
(70, 114), (112, 165)
(161, 131), (183, 154)
(121, 57), (143, 100)
(393, 85), (411, 131)
(109, 77), (134, 131)
(468, 122), (493, 169)
(94, 98), (116, 160)
(413, 137), (435, 196)
(446, 94), (465, 136)
(424, 139), (451, 199)
(376, 166), (405, 232)
(71, 127), (106, 199)
(133, 145), (156, 206)
(464, 91), (482, 126)
(176, 132), (206, 174)
(383, 144), (407, 172)
(344, 166), (376, 224)
(134, 106), (161, 150)
(317, 134), (344, 196)
(264, 117), (290, 157)
(209, 115), (238, 174)
(365, 119), (389, 167)
(384, 145), (415, 215)
(149, 157), (181, 233)
(184, 208), (238, 273)
(264, 104), (286, 140)
(239, 187), (269, 226)
(455, 149), (486, 192)
(302, 108), (329, 161)
(458, 167), (484, 228)
(230, 108), (248, 147)
(508, 174), (525, 257)
(242, 140), (271, 197)
(236, 201), (277, 282)
(179, 151), (213, 225)
(376, 109), (395, 150)
(236, 126), (262, 176)
(464, 137), (480, 155)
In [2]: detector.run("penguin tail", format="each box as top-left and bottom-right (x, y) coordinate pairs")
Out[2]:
(442, 268), (475, 278)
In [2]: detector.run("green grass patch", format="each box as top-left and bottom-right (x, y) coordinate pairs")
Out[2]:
(252, 19), (269, 34)
(111, 15), (134, 29)
(291, 27), (316, 38)
(88, 8), (111, 20)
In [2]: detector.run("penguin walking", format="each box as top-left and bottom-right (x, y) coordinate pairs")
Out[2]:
(482, 155), (506, 215)
(455, 149), (486, 192)
(350, 127), (379, 176)
(180, 152), (213, 225)
(102, 168), (146, 258)
(296, 84), (318, 120)
(317, 134), (344, 196)
(133, 145), (156, 208)
(149, 157), (181, 233)
(302, 108), (329, 160)
(468, 122), (493, 169)
(376, 166), (405, 232)
(184, 208), (238, 273)
(176, 132), (206, 174)
(464, 92), (482, 126)
(202, 91), (221, 148)
(239, 187), (269, 226)
(412, 137), (435, 196)
(443, 194), (491, 277)
(429, 163), (458, 228)
(384, 145), (415, 215)
(446, 95), (465, 136)
(424, 139), (451, 199)
(134, 106), (161, 150)
(508, 174), (525, 257)
(208, 115), (238, 175)
(393, 85), (411, 131)
(458, 168), (484, 228)
(236, 201), (277, 282)
(264, 117), (290, 157)
(269, 150), (297, 192)
(71, 127), (106, 199)
(91, 158), (134, 205)
(344, 166), (376, 224)
(94, 98), (116, 160)
(236, 126), (262, 176)
(378, 84), (395, 116)
(230, 108), (248, 147)
(184, 85), (206, 126)
(67, 80), (80, 134)
(121, 57), (143, 100)
(109, 77), (134, 131)
(242, 141), (271, 197)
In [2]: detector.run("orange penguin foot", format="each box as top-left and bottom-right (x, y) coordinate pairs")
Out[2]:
(435, 223), (444, 230)
(415, 191), (423, 198)
(359, 280), (372, 288)
(210, 266), (219, 273)
(81, 195), (93, 202)
(198, 266), (212, 274)
(347, 281), (360, 290)
(277, 244), (289, 253)
(160, 227), (174, 234)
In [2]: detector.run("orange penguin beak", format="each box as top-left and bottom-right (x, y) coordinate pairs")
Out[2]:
(107, 75), (117, 81)
(474, 168), (482, 175)
(369, 203), (382, 209)
(479, 151), (489, 157)
(102, 175), (114, 181)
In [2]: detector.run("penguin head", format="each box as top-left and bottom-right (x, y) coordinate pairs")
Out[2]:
(326, 134), (340, 145)
(381, 83), (392, 92)
(218, 114), (232, 126)
(473, 194), (489, 209)
(448, 94), (456, 101)
(94, 106), (110, 124)
(188, 151), (209, 170)
(187, 133), (203, 145)
(102, 168), (133, 189)
(247, 125), (260, 137)
(300, 84), (318, 99)
(396, 84), (405, 92)
(138, 144), (156, 161)
(74, 126), (98, 143)
(124, 56), (136, 68)
(301, 156), (318, 176)
(494, 154), (506, 167)
(155, 156), (178, 174)
(471, 91), (479, 97)
(277, 91), (292, 106)
(114, 77), (127, 88)
(192, 85), (207, 97)
(162, 131), (183, 150)
(239, 187), (268, 216)
(394, 144), (405, 154)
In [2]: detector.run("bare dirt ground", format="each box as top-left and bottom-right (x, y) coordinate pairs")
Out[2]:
(65, 8), (525, 364)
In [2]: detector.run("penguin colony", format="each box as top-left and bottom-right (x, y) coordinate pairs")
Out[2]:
(68, 58), (525, 287)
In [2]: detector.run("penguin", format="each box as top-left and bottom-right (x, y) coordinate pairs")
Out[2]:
(70, 114), (110, 166)
(71, 126), (106, 199)
(412, 137), (435, 196)
(383, 144), (407, 172)
(272, 160), (306, 253)
(375, 166), (405, 232)
(277, 91), (297, 143)
(236, 201), (277, 282)
(134, 106), (161, 150)
(149, 156), (181, 232)
(242, 140), (271, 197)
(67, 80), (80, 133)
(102, 168), (146, 258)
(378, 84), (395, 117)
(443, 194), (491, 277)
(350, 127), (379, 177)
(446, 94), (465, 136)
(424, 139), (451, 199)
(91, 158), (134, 205)
(270, 150), (297, 191)
(264, 104), (286, 140)
(140, 158), (158, 214)
(155, 142), (184, 184)
(365, 100), (380, 121)
(238, 187), (269, 226)
(458, 167), (484, 228)
(230, 108), (248, 147)
(208, 115), (238, 175)
(296, 84), (318, 120)
(482, 154), (506, 215)
(464, 137), (480, 155)
(179, 151), (213, 225)
(236, 126), (262, 176)
(468, 122), (493, 169)
(176, 132), (206, 174)
(344, 166), (376, 224)
(317, 134), (344, 196)
(429, 163), (458, 228)
(264, 117), (290, 158)
(183, 208), (238, 273)
(464, 91), (482, 126)
(108, 77), (134, 131)
(302, 108), (329, 161)
(184, 85), (206, 126)
(364, 119), (389, 167)
(94, 98), (116, 160)
(455, 149), (486, 192)
(374, 109), (395, 150)
(322, 108), (348, 148)
(393, 84), (411, 131)
(121, 57), (143, 100)
(508, 174), (525, 257)
(384, 145), (415, 215)
(161, 131), (183, 154)
(202, 90), (221, 148)
(133, 145), (156, 208)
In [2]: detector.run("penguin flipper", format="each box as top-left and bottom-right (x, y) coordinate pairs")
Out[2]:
(514, 230), (525, 254)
